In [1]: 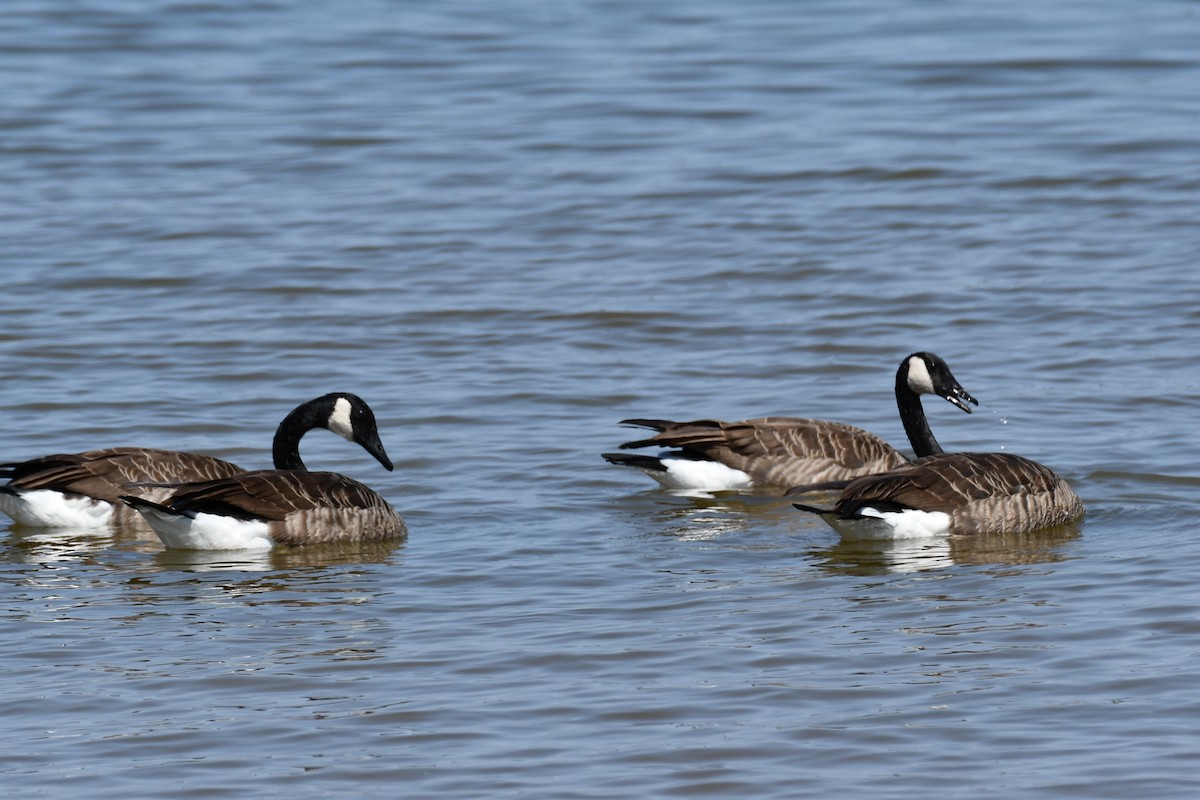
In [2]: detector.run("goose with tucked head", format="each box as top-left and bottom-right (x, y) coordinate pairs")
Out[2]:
(603, 352), (977, 492)
(121, 392), (405, 549)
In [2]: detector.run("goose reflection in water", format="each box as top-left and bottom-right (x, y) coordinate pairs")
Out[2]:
(2, 526), (147, 566)
(153, 537), (405, 574)
(808, 522), (1082, 576)
(617, 489), (1081, 574)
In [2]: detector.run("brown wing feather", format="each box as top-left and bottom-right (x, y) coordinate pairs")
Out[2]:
(836, 452), (1084, 535)
(3, 447), (245, 502)
(166, 470), (405, 544)
(620, 417), (908, 486)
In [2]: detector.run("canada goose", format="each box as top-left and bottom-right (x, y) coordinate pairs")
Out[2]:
(602, 352), (977, 492)
(121, 392), (404, 549)
(0, 447), (245, 529)
(791, 365), (1085, 539)
(0, 392), (391, 531)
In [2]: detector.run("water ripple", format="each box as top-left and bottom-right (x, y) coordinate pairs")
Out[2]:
(3, 0), (1200, 797)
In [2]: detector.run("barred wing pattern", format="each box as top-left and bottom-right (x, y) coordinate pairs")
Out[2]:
(619, 417), (910, 487)
(164, 470), (406, 545)
(1, 447), (246, 527)
(835, 452), (1085, 535)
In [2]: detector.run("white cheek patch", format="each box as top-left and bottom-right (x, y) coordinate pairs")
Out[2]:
(906, 355), (936, 395)
(328, 397), (355, 442)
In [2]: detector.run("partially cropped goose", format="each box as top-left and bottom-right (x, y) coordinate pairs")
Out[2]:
(0, 448), (245, 530)
(121, 392), (404, 550)
(603, 352), (977, 492)
(791, 360), (1084, 538)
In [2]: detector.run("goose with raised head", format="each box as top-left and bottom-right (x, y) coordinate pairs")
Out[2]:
(791, 361), (1084, 538)
(602, 352), (977, 492)
(122, 392), (404, 549)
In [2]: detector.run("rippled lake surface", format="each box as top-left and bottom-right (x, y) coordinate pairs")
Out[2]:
(3, 1), (1200, 796)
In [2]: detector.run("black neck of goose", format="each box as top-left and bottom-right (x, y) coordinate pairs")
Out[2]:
(895, 373), (944, 457)
(272, 403), (324, 471)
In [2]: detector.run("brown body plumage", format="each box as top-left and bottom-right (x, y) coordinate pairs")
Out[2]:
(0, 446), (245, 528)
(605, 352), (979, 491)
(614, 417), (911, 487)
(801, 452), (1084, 536)
(156, 470), (405, 546)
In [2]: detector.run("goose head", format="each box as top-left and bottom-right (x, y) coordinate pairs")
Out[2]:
(901, 352), (978, 414)
(273, 392), (394, 472)
(322, 393), (394, 471)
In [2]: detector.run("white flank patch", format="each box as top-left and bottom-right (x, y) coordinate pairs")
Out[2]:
(138, 506), (274, 550)
(327, 397), (355, 442)
(824, 506), (952, 540)
(905, 354), (935, 395)
(644, 456), (754, 493)
(0, 490), (114, 529)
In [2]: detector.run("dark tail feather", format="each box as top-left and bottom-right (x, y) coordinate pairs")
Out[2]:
(784, 479), (853, 497)
(602, 453), (667, 473)
(619, 437), (671, 451)
(618, 419), (675, 432)
(119, 495), (175, 515)
(792, 503), (836, 517)
(614, 419), (678, 450)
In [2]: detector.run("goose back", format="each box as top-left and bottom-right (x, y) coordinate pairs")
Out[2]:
(2, 447), (245, 498)
(0, 447), (245, 528)
(160, 470), (405, 546)
(619, 417), (911, 487)
(826, 452), (1084, 536)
